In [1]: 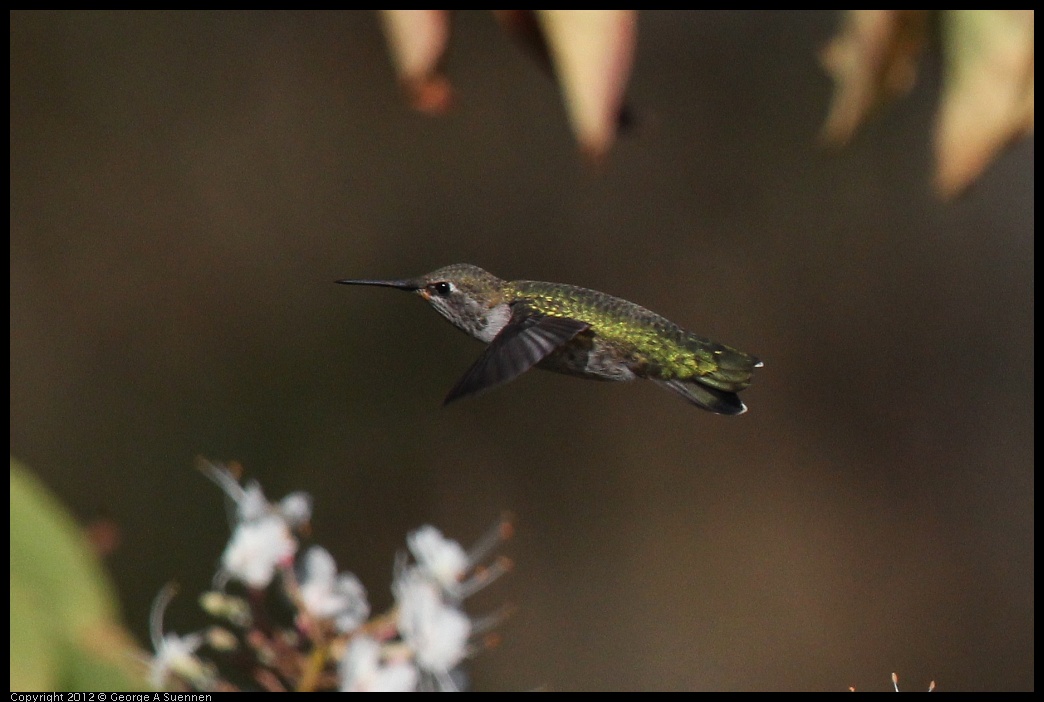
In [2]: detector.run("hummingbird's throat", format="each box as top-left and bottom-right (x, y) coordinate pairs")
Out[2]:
(430, 299), (510, 344)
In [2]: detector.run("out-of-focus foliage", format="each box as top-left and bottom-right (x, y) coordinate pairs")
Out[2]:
(819, 11), (928, 147)
(821, 9), (1034, 198)
(506, 10), (636, 160)
(379, 10), (636, 160)
(10, 459), (146, 691)
(378, 10), (454, 115)
(933, 10), (1035, 197)
(378, 10), (1033, 197)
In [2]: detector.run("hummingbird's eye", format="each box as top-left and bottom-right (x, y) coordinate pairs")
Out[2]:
(429, 282), (453, 297)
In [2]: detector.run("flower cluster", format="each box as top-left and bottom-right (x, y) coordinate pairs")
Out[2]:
(148, 459), (512, 692)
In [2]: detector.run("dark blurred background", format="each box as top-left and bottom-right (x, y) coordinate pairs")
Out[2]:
(10, 11), (1033, 691)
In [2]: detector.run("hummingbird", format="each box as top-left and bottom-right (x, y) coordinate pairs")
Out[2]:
(336, 264), (761, 415)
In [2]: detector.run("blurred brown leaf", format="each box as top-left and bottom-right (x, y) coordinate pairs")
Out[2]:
(934, 10), (1034, 198)
(533, 10), (636, 160)
(819, 10), (929, 146)
(378, 11), (1033, 195)
(378, 10), (636, 160)
(821, 10), (1034, 198)
(378, 10), (454, 114)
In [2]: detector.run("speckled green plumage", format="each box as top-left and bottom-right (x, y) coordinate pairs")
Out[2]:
(507, 281), (758, 392)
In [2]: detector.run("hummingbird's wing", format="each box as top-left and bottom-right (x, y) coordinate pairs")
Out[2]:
(444, 310), (589, 405)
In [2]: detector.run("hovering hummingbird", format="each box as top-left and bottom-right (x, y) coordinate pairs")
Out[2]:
(336, 264), (761, 415)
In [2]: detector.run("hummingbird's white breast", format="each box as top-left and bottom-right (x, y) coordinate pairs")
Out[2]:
(474, 302), (511, 343)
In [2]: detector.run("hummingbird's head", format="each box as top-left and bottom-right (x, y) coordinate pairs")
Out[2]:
(337, 264), (510, 342)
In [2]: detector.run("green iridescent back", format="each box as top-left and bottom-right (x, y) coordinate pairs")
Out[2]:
(508, 280), (757, 390)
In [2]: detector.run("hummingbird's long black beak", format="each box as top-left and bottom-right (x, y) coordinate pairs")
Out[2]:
(335, 278), (421, 291)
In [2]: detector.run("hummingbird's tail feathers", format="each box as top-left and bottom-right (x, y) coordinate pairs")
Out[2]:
(444, 313), (590, 405)
(690, 347), (761, 392)
(654, 379), (747, 416)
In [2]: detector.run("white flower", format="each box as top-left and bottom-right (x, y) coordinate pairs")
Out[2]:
(228, 480), (310, 525)
(220, 513), (297, 589)
(298, 546), (370, 633)
(150, 631), (208, 690)
(236, 481), (269, 521)
(394, 569), (471, 674)
(277, 491), (313, 527)
(406, 519), (514, 600)
(198, 460), (308, 589)
(387, 518), (514, 687)
(340, 636), (419, 692)
(407, 525), (469, 593)
(148, 584), (214, 690)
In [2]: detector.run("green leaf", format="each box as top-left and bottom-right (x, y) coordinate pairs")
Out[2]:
(10, 458), (147, 691)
